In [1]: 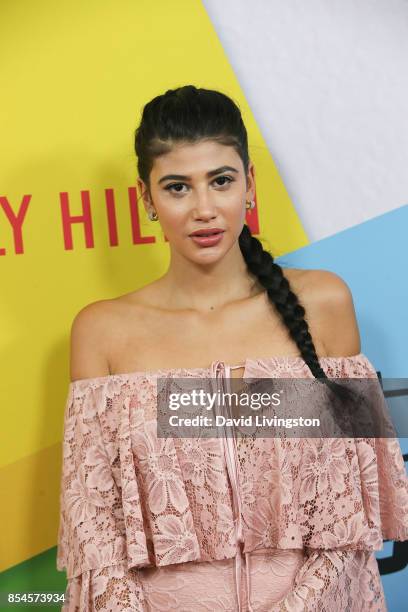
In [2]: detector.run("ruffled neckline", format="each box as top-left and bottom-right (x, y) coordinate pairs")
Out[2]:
(69, 351), (371, 387)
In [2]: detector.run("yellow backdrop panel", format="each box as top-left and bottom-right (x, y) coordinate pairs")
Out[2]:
(0, 0), (308, 569)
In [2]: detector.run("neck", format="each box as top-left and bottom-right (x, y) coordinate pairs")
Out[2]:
(158, 242), (261, 313)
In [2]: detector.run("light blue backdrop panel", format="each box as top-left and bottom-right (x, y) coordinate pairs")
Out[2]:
(276, 202), (408, 611)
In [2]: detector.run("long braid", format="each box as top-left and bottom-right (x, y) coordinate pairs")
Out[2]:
(238, 224), (325, 378)
(239, 224), (354, 405)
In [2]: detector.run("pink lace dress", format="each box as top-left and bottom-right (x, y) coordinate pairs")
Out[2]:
(56, 353), (408, 611)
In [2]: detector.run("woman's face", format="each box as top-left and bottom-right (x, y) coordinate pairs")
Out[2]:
(137, 139), (255, 264)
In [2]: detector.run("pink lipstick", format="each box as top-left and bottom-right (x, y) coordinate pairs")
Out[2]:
(189, 228), (225, 247)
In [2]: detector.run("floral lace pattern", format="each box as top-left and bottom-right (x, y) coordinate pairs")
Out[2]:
(57, 354), (408, 610)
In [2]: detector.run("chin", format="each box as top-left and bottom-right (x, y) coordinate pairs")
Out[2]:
(186, 246), (227, 264)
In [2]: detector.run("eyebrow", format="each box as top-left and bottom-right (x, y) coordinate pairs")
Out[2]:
(157, 165), (239, 185)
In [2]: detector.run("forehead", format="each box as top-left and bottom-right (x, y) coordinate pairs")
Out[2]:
(150, 140), (242, 176)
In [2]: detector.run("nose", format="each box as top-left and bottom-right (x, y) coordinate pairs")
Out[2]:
(192, 190), (217, 220)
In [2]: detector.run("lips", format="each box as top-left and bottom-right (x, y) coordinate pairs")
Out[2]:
(189, 228), (225, 237)
(189, 229), (225, 248)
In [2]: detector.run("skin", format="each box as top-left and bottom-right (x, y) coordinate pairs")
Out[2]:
(69, 140), (361, 382)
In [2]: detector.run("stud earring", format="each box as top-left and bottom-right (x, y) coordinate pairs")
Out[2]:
(148, 209), (159, 221)
(245, 200), (255, 210)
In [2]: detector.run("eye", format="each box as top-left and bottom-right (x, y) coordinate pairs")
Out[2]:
(164, 182), (187, 194)
(213, 175), (234, 187)
(164, 175), (234, 194)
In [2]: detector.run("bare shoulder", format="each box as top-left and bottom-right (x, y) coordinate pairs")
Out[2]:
(69, 299), (115, 382)
(283, 268), (353, 304)
(282, 268), (361, 357)
(69, 283), (161, 381)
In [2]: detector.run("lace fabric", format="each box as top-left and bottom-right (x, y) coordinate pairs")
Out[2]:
(56, 353), (408, 610)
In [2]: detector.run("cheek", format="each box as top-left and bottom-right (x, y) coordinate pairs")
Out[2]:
(157, 207), (186, 237)
(226, 200), (246, 227)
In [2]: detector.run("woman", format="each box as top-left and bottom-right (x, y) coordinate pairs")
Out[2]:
(57, 85), (408, 611)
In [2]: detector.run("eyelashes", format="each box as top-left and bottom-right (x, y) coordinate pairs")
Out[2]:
(164, 175), (234, 194)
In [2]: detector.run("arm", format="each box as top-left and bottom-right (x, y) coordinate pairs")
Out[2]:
(69, 300), (111, 381)
(59, 302), (148, 610)
(309, 270), (361, 357)
(268, 273), (385, 611)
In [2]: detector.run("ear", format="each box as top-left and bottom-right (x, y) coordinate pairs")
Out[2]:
(246, 161), (256, 202)
(137, 177), (152, 214)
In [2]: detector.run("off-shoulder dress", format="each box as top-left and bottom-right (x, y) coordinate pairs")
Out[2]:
(56, 353), (408, 611)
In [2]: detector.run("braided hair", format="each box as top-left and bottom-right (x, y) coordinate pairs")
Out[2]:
(238, 225), (326, 378)
(134, 84), (350, 402)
